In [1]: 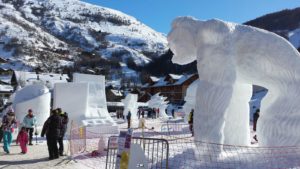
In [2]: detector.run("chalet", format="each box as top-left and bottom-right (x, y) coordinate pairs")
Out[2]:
(142, 74), (199, 105)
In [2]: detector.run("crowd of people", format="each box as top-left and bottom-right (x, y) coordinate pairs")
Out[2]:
(0, 108), (69, 160)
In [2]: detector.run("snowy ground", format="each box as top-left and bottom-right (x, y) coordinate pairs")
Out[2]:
(2, 118), (298, 169)
(0, 141), (88, 169)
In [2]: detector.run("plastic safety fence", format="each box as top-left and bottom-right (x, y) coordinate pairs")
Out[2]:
(69, 122), (119, 156)
(132, 123), (300, 169)
(105, 136), (169, 169)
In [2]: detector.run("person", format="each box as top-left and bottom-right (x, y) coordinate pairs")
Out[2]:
(41, 109), (63, 160)
(23, 109), (37, 145)
(141, 109), (145, 118)
(188, 109), (194, 136)
(172, 109), (175, 118)
(152, 108), (156, 119)
(58, 110), (69, 156)
(16, 127), (29, 154)
(253, 109), (260, 141)
(0, 124), (3, 143)
(157, 108), (160, 118)
(2, 111), (17, 154)
(126, 111), (131, 128)
(138, 108), (141, 119)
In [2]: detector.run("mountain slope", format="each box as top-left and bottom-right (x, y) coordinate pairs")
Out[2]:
(245, 7), (300, 50)
(0, 0), (167, 72)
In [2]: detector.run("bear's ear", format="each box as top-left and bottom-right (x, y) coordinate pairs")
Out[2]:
(168, 17), (198, 65)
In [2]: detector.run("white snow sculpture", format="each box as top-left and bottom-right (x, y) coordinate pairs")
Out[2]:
(73, 73), (114, 125)
(122, 94), (138, 120)
(13, 84), (51, 126)
(183, 80), (199, 122)
(53, 83), (89, 126)
(147, 93), (170, 120)
(168, 16), (300, 146)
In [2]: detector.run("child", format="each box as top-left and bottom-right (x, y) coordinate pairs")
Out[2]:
(16, 127), (29, 154)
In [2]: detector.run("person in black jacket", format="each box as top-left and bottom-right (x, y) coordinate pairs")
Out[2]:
(41, 109), (63, 160)
(253, 109), (260, 141)
(57, 108), (69, 156)
(127, 111), (131, 128)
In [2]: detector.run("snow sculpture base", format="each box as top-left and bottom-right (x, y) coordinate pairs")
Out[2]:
(168, 16), (300, 146)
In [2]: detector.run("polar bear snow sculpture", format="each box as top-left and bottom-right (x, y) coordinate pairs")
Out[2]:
(168, 16), (300, 146)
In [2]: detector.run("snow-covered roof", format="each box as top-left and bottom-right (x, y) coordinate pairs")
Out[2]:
(150, 76), (159, 82)
(14, 71), (69, 89)
(0, 84), (13, 92)
(0, 75), (12, 84)
(111, 89), (123, 97)
(169, 74), (183, 80)
(107, 102), (124, 107)
(143, 74), (197, 88)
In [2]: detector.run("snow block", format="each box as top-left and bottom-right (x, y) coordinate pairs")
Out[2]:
(53, 83), (89, 125)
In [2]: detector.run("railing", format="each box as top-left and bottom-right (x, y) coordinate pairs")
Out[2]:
(105, 136), (169, 169)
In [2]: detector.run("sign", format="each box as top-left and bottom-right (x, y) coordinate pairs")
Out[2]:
(115, 129), (132, 169)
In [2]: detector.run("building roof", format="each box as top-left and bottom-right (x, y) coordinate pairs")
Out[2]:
(0, 75), (12, 84)
(150, 76), (160, 82)
(14, 71), (69, 89)
(110, 89), (123, 97)
(169, 74), (183, 80)
(0, 84), (13, 92)
(143, 74), (196, 88)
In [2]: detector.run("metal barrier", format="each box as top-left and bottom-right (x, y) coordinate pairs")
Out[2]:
(105, 136), (169, 169)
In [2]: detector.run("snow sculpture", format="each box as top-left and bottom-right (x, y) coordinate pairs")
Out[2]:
(54, 73), (115, 126)
(122, 94), (138, 120)
(73, 73), (114, 124)
(53, 83), (89, 126)
(13, 84), (51, 126)
(147, 93), (170, 120)
(168, 16), (300, 146)
(183, 80), (199, 122)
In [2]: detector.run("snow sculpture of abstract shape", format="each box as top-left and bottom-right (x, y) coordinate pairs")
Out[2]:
(53, 83), (89, 126)
(147, 93), (170, 120)
(122, 94), (138, 120)
(73, 73), (114, 124)
(168, 16), (300, 146)
(13, 84), (51, 126)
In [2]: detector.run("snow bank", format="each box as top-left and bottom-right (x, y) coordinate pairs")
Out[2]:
(168, 16), (300, 146)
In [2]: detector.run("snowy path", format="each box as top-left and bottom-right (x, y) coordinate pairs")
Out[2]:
(0, 142), (88, 169)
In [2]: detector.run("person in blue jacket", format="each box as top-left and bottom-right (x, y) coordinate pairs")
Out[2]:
(23, 109), (37, 145)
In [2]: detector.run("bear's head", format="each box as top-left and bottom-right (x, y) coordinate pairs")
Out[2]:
(168, 17), (234, 65)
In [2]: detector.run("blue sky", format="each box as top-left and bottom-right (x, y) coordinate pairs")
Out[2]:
(82, 0), (300, 34)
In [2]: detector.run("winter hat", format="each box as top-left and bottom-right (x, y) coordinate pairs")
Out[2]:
(28, 109), (33, 112)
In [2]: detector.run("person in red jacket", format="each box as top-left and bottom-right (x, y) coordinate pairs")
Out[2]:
(16, 127), (29, 154)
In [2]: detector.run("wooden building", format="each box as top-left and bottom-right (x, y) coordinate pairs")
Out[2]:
(142, 74), (199, 105)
